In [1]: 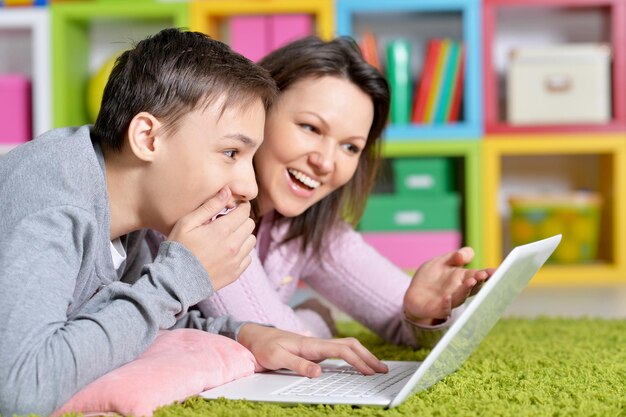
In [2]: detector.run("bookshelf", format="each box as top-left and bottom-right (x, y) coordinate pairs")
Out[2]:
(0, 0), (624, 285)
(481, 0), (626, 286)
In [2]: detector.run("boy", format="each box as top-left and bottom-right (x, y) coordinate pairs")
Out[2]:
(0, 29), (386, 416)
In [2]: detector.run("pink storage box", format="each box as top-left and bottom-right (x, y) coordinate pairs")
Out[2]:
(0, 74), (32, 144)
(268, 14), (313, 51)
(362, 231), (461, 270)
(229, 15), (269, 62)
(229, 14), (313, 63)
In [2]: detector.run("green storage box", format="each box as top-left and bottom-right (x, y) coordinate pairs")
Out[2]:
(359, 193), (461, 231)
(392, 157), (456, 195)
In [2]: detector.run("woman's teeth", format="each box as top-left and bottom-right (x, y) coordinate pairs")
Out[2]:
(288, 168), (320, 189)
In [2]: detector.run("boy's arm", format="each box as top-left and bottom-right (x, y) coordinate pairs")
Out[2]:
(0, 208), (213, 416)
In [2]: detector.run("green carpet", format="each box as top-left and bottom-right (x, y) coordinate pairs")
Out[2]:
(156, 318), (626, 417)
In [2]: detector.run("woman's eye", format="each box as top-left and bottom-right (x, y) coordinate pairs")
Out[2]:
(300, 123), (320, 134)
(343, 143), (361, 154)
(223, 149), (238, 159)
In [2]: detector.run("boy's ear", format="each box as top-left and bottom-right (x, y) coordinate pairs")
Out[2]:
(127, 112), (163, 162)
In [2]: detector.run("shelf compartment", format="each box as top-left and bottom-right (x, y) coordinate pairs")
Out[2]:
(189, 0), (333, 45)
(482, 134), (626, 285)
(51, 2), (188, 128)
(483, 0), (626, 134)
(337, 0), (482, 141)
(0, 8), (50, 138)
(380, 140), (482, 266)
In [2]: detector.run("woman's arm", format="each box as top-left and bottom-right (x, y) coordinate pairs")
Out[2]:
(302, 222), (452, 347)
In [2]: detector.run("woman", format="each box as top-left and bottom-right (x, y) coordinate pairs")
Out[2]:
(198, 36), (492, 347)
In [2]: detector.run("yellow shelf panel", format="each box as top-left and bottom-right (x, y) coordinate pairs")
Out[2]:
(485, 134), (626, 153)
(530, 264), (626, 287)
(190, 0), (334, 40)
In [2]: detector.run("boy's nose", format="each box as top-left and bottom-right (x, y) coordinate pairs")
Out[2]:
(231, 166), (258, 202)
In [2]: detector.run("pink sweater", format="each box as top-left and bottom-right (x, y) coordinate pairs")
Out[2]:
(198, 213), (451, 348)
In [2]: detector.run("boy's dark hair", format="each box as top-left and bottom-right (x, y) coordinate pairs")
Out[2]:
(257, 36), (390, 257)
(93, 28), (277, 151)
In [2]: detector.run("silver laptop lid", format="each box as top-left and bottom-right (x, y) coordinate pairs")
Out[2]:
(389, 234), (561, 408)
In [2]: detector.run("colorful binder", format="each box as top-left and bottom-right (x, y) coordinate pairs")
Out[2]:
(448, 44), (465, 122)
(435, 41), (460, 124)
(424, 39), (450, 123)
(411, 39), (439, 124)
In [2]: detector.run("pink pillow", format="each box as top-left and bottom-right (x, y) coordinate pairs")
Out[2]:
(53, 329), (256, 417)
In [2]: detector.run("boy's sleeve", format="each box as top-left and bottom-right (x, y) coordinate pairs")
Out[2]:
(0, 208), (214, 416)
(121, 229), (247, 340)
(171, 310), (246, 341)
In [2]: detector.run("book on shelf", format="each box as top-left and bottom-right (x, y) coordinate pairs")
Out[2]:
(386, 39), (412, 125)
(411, 39), (440, 123)
(359, 30), (381, 71)
(435, 41), (460, 124)
(448, 43), (464, 122)
(424, 39), (451, 124)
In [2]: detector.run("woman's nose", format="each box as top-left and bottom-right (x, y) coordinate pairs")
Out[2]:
(309, 140), (335, 174)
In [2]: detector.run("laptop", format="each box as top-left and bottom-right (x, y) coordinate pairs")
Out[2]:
(200, 234), (561, 408)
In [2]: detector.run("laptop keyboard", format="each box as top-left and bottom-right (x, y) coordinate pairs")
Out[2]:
(274, 363), (416, 398)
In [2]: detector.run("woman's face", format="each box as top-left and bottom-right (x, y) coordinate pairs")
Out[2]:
(254, 75), (374, 218)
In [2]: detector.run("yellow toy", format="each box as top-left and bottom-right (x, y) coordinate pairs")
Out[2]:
(87, 54), (119, 123)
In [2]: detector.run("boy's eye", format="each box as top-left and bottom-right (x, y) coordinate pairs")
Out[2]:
(223, 149), (238, 159)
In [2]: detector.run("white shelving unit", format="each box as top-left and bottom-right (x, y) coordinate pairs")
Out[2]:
(0, 8), (51, 138)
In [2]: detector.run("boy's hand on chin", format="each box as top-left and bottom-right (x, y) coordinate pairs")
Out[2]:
(167, 187), (256, 291)
(237, 324), (389, 378)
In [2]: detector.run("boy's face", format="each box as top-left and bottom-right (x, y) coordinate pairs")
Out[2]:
(147, 97), (265, 234)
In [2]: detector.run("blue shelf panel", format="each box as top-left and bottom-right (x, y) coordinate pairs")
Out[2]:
(384, 122), (480, 141)
(337, 0), (483, 141)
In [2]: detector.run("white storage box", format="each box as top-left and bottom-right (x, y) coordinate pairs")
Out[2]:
(507, 44), (611, 125)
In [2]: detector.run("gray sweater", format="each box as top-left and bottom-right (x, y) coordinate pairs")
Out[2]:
(0, 126), (243, 416)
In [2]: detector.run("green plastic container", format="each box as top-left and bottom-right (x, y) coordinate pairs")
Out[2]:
(359, 193), (460, 232)
(392, 157), (456, 196)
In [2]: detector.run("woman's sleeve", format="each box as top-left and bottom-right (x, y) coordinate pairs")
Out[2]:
(196, 248), (333, 338)
(302, 222), (452, 347)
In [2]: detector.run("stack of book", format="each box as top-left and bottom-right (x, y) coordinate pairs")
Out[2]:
(412, 38), (464, 124)
(359, 34), (465, 125)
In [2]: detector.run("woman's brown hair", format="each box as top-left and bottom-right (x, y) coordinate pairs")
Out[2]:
(257, 36), (390, 257)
